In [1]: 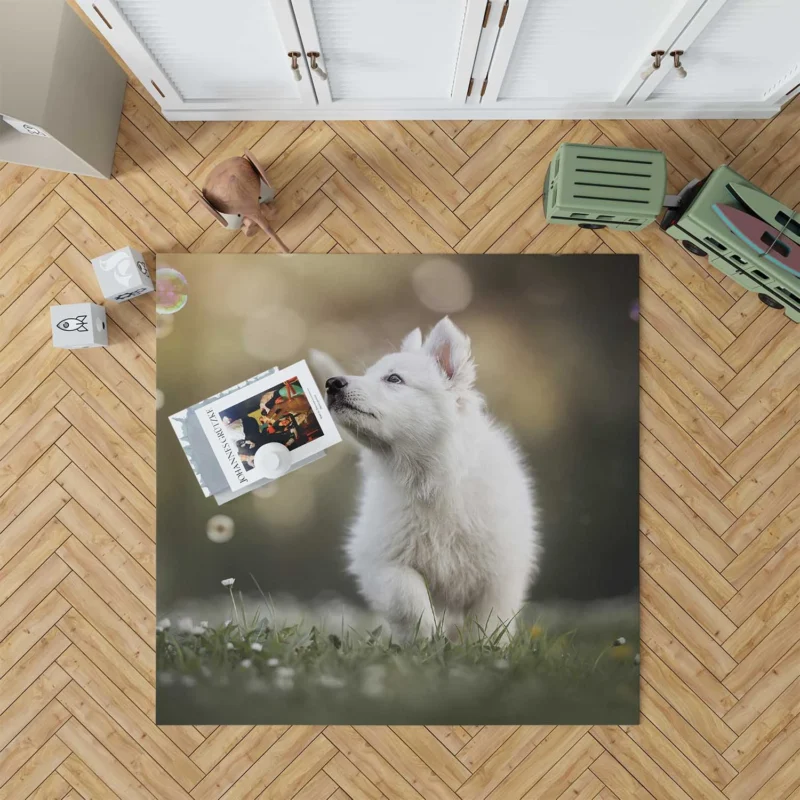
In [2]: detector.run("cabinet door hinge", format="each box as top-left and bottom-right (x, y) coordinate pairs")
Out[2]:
(467, 77), (475, 97)
(499, 1), (509, 27)
(482, 0), (492, 27)
(480, 77), (488, 97)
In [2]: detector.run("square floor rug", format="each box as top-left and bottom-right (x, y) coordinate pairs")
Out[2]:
(155, 253), (639, 725)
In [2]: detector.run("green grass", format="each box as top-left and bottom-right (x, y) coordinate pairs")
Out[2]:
(156, 604), (639, 725)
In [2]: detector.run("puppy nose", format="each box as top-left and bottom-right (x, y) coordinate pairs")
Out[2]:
(326, 376), (348, 395)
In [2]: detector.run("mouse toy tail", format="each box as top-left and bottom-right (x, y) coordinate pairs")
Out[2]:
(253, 211), (289, 253)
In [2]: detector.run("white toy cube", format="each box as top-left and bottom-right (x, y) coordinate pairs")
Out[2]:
(91, 246), (154, 302)
(51, 303), (108, 349)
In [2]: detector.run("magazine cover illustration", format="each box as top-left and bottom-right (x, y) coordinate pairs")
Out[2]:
(195, 360), (340, 491)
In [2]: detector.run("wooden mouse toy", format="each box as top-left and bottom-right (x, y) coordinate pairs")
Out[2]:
(197, 149), (289, 253)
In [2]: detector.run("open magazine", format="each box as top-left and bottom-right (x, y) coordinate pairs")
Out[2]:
(169, 360), (341, 504)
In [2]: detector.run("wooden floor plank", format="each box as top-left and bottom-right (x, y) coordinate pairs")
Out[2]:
(121, 85), (202, 176)
(322, 135), (453, 253)
(454, 119), (576, 229)
(57, 650), (202, 792)
(364, 120), (469, 210)
(640, 681), (737, 790)
(0, 192), (69, 277)
(0, 228), (68, 317)
(0, 163), (36, 206)
(56, 570), (155, 683)
(400, 121), (470, 174)
(329, 121), (468, 246)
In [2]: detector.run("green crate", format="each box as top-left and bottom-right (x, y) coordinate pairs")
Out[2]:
(661, 165), (800, 323)
(544, 143), (667, 231)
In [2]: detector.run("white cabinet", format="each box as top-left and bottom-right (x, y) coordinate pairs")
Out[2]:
(631, 0), (800, 109)
(79, 0), (317, 111)
(477, 0), (705, 107)
(290, 0), (486, 109)
(77, 0), (800, 120)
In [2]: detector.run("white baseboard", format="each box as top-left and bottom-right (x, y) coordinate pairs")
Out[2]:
(162, 103), (780, 122)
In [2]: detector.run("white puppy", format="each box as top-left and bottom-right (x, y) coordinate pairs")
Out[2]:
(315, 317), (540, 640)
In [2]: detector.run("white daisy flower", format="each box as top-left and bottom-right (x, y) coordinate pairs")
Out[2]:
(613, 637), (627, 646)
(224, 619), (232, 626)
(251, 642), (263, 652)
(267, 658), (280, 667)
(199, 620), (209, 628)
(180, 675), (197, 687)
(177, 617), (194, 633)
(156, 618), (171, 632)
(208, 515), (235, 544)
(221, 578), (235, 587)
(634, 653), (641, 665)
(226, 642), (235, 651)
(158, 672), (175, 686)
(191, 625), (206, 635)
(241, 659), (252, 668)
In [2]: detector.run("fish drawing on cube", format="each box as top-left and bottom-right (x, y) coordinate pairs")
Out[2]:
(51, 303), (107, 349)
(92, 246), (154, 302)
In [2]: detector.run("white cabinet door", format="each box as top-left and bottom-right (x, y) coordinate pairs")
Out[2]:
(633, 0), (800, 109)
(479, 0), (707, 111)
(289, 0), (486, 110)
(76, 0), (316, 112)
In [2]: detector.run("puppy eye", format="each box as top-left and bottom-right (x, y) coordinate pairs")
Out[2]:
(385, 373), (403, 384)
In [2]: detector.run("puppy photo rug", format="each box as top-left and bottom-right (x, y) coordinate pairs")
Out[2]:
(156, 253), (639, 725)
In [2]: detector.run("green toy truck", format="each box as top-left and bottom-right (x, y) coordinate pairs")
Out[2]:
(659, 166), (800, 323)
(543, 143), (667, 231)
(544, 143), (800, 322)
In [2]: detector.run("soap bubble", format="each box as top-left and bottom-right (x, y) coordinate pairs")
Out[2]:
(156, 268), (188, 314)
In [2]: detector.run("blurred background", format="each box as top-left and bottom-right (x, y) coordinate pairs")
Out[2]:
(156, 254), (639, 616)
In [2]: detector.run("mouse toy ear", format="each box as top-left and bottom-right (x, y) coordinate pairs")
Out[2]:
(196, 190), (229, 228)
(243, 149), (273, 191)
(423, 317), (475, 389)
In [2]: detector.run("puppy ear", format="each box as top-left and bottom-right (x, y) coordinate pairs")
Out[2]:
(424, 317), (475, 388)
(400, 327), (422, 352)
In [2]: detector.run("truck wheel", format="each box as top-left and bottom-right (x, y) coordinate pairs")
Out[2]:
(682, 240), (707, 257)
(579, 223), (606, 230)
(758, 293), (784, 310)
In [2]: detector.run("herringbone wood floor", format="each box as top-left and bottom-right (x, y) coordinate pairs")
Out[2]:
(3, 45), (800, 798)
